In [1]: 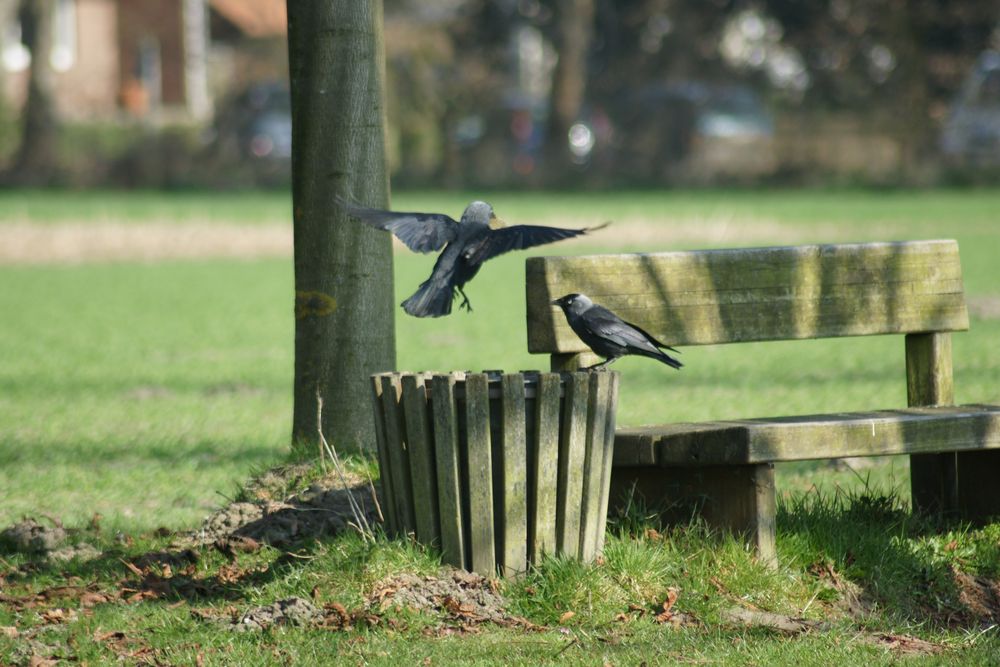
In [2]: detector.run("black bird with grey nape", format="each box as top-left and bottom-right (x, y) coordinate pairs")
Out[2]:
(339, 197), (607, 318)
(552, 293), (682, 370)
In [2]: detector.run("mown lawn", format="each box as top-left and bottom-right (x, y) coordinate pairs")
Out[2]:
(2, 188), (1000, 664)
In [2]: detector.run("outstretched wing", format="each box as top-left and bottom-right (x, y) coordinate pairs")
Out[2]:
(338, 197), (460, 254)
(463, 222), (609, 264)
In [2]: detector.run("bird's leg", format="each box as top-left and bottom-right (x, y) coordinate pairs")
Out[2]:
(585, 357), (616, 371)
(457, 286), (473, 312)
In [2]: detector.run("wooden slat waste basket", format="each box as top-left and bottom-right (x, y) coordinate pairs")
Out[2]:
(371, 370), (620, 577)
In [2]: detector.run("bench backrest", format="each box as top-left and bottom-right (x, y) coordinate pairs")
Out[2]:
(526, 240), (969, 355)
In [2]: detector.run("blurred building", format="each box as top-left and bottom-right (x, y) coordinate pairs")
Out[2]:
(1, 0), (285, 122)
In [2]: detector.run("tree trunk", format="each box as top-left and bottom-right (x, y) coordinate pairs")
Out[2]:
(545, 0), (594, 182)
(286, 1), (395, 455)
(11, 0), (58, 182)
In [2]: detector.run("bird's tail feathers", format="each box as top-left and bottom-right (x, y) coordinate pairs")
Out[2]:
(646, 348), (683, 370)
(402, 279), (453, 318)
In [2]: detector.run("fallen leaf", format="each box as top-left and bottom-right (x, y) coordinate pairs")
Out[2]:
(120, 559), (145, 577)
(80, 591), (110, 608)
(1, 625), (18, 638)
(40, 608), (77, 624)
(94, 629), (126, 642)
(559, 611), (576, 624)
(869, 633), (944, 655)
(654, 588), (680, 623)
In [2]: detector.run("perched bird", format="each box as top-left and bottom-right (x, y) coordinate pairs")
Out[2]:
(340, 198), (607, 317)
(551, 293), (682, 370)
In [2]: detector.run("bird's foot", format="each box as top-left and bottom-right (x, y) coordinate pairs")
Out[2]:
(584, 359), (614, 371)
(458, 293), (473, 312)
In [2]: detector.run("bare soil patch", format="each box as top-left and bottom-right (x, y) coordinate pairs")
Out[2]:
(0, 216), (895, 265)
(0, 221), (292, 265)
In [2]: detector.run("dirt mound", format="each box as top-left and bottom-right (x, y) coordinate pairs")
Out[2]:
(1, 518), (67, 553)
(368, 569), (528, 627)
(214, 568), (539, 633)
(182, 465), (379, 548)
(954, 570), (1000, 623)
(233, 597), (323, 632)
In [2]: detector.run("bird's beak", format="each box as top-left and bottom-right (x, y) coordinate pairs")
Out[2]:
(550, 298), (562, 306)
(488, 213), (506, 230)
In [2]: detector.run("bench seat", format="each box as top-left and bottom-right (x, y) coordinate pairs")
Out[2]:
(615, 404), (1000, 466)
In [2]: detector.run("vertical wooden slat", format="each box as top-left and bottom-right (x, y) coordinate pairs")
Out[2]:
(578, 371), (611, 560)
(401, 375), (439, 547)
(465, 373), (496, 575)
(370, 373), (397, 535)
(557, 372), (590, 557)
(595, 371), (620, 554)
(380, 374), (415, 535)
(431, 374), (465, 569)
(500, 373), (527, 577)
(906, 332), (959, 515)
(531, 373), (561, 562)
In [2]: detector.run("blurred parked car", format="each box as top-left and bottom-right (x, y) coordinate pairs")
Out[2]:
(235, 81), (293, 161)
(941, 51), (1000, 167)
(606, 81), (776, 184)
(205, 81), (292, 186)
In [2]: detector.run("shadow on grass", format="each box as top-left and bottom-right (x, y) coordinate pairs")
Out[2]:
(777, 484), (1000, 628)
(0, 475), (395, 608)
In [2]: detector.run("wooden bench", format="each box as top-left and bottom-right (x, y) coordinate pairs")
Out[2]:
(525, 240), (1000, 564)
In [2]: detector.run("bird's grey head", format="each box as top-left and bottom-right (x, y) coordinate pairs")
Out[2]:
(551, 293), (594, 315)
(461, 201), (495, 226)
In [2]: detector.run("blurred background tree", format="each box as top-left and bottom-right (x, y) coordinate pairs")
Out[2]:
(5, 0), (59, 184)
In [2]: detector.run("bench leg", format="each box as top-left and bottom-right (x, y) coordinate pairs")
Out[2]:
(609, 463), (777, 567)
(910, 453), (958, 516)
(911, 451), (1000, 523)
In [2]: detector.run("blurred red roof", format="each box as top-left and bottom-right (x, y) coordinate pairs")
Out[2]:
(210, 0), (287, 37)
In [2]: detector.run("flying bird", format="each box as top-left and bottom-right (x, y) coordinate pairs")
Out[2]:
(551, 293), (682, 370)
(340, 198), (607, 317)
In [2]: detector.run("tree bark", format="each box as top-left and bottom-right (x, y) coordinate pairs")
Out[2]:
(10, 0), (58, 182)
(287, 1), (395, 455)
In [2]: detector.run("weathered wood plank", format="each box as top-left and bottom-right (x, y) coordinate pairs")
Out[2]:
(465, 373), (496, 575)
(595, 370), (620, 554)
(531, 373), (561, 561)
(906, 332), (959, 515)
(526, 240), (969, 353)
(556, 372), (590, 557)
(401, 375), (440, 547)
(430, 374), (465, 569)
(500, 374), (527, 577)
(370, 373), (397, 535)
(578, 371), (611, 560)
(379, 374), (416, 535)
(610, 405), (1000, 466)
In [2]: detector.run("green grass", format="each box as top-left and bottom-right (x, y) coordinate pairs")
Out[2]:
(2, 188), (1000, 664)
